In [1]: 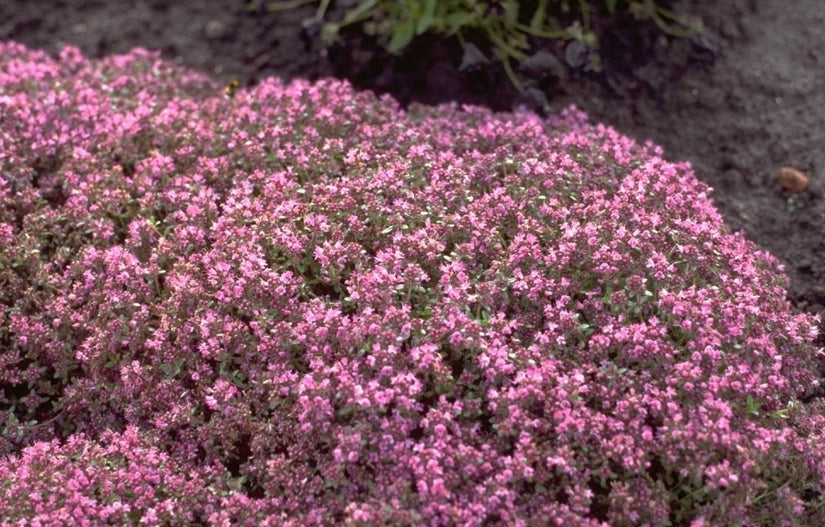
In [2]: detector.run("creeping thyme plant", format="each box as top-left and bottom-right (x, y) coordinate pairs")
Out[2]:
(1, 42), (824, 525)
(262, 0), (702, 88)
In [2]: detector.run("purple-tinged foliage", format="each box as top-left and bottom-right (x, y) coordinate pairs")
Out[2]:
(0, 42), (823, 525)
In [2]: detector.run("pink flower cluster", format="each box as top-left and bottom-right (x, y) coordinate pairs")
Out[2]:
(1, 41), (824, 525)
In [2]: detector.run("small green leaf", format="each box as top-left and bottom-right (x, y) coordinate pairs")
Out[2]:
(443, 11), (476, 34)
(502, 0), (520, 25)
(105, 353), (122, 368)
(530, 0), (548, 31)
(388, 19), (416, 53)
(415, 0), (437, 35)
(342, 0), (379, 25)
(605, 0), (618, 14)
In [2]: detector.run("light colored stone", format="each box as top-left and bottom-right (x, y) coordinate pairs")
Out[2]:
(777, 166), (808, 193)
(204, 20), (227, 40)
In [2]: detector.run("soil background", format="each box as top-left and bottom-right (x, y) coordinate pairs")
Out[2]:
(2, 1), (824, 343)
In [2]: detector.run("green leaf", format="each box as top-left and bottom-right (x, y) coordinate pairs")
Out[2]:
(502, 0), (520, 25)
(342, 0), (379, 25)
(388, 19), (416, 53)
(415, 0), (437, 35)
(744, 395), (761, 417)
(443, 11), (476, 34)
(605, 0), (618, 14)
(530, 0), (549, 31)
(105, 352), (122, 368)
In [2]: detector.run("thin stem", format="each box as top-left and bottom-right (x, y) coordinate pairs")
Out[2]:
(484, 23), (528, 62)
(266, 0), (316, 13)
(316, 0), (330, 20)
(500, 53), (524, 93)
(578, 0), (591, 31)
(28, 410), (65, 429)
(651, 2), (701, 38)
(513, 21), (567, 40)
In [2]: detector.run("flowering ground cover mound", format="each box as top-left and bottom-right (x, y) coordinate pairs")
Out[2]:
(0, 42), (824, 526)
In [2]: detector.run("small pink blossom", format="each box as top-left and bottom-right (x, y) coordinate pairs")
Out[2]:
(0, 42), (822, 527)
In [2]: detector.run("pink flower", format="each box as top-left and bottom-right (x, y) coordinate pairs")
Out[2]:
(0, 42), (822, 527)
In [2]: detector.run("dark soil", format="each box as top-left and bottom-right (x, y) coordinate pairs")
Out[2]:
(2, 0), (824, 326)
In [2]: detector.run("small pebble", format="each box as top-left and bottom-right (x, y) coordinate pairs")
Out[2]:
(519, 50), (565, 80)
(458, 43), (490, 72)
(690, 33), (720, 64)
(514, 87), (549, 113)
(564, 41), (589, 70)
(777, 166), (808, 192)
(204, 20), (227, 40)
